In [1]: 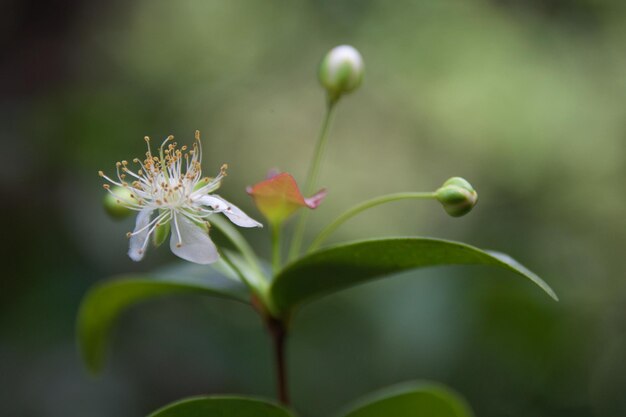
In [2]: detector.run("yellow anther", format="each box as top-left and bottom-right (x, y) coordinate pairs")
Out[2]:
(195, 130), (200, 141)
(98, 171), (104, 177)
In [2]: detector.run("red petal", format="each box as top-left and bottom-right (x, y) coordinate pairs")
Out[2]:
(247, 172), (326, 225)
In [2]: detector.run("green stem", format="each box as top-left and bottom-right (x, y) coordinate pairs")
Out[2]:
(210, 215), (266, 281)
(307, 192), (437, 253)
(217, 247), (259, 296)
(271, 223), (282, 273)
(303, 98), (337, 196)
(288, 99), (337, 260)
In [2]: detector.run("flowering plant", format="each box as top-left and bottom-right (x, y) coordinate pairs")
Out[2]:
(78, 45), (557, 417)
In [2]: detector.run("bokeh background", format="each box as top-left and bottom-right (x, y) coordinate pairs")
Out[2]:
(2, 0), (626, 416)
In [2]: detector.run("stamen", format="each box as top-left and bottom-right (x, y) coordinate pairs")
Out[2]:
(99, 172), (124, 187)
(128, 212), (165, 236)
(173, 213), (183, 247)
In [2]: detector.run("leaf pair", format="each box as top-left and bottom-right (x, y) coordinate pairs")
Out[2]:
(77, 238), (557, 373)
(148, 382), (473, 417)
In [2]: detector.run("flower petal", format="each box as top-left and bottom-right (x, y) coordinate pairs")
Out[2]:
(304, 188), (327, 209)
(196, 195), (263, 228)
(170, 213), (219, 264)
(128, 208), (154, 262)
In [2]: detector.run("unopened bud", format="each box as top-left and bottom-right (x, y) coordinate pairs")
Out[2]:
(319, 45), (364, 101)
(103, 186), (135, 219)
(436, 177), (478, 217)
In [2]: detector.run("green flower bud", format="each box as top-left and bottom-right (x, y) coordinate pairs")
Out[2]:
(103, 185), (136, 219)
(436, 177), (478, 217)
(319, 45), (364, 101)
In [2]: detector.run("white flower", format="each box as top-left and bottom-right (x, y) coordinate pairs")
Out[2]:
(99, 131), (262, 264)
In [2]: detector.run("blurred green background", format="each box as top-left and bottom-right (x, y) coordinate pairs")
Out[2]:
(2, 0), (626, 416)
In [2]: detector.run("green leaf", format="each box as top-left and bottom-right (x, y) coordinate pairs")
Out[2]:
(77, 260), (250, 374)
(271, 238), (557, 315)
(148, 396), (295, 417)
(339, 382), (473, 417)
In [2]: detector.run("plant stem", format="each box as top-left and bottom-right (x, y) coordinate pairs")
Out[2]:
(288, 99), (337, 261)
(210, 215), (266, 281)
(271, 223), (282, 273)
(268, 317), (289, 405)
(303, 98), (337, 196)
(217, 248), (259, 295)
(307, 192), (437, 252)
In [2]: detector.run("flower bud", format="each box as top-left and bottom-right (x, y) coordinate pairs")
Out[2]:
(103, 186), (136, 219)
(436, 177), (478, 217)
(247, 172), (326, 227)
(319, 45), (364, 101)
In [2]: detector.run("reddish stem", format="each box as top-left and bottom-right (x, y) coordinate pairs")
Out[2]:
(268, 317), (289, 405)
